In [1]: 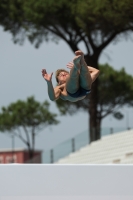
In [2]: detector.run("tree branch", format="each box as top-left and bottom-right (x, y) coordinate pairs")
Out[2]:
(101, 103), (122, 119)
(88, 33), (96, 52)
(46, 25), (79, 51)
(22, 125), (30, 147)
(13, 128), (29, 146)
(76, 33), (90, 54)
(98, 31), (117, 51)
(46, 25), (68, 43)
(98, 26), (133, 52)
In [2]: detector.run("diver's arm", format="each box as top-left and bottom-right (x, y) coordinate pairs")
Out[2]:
(88, 66), (100, 83)
(47, 82), (61, 101)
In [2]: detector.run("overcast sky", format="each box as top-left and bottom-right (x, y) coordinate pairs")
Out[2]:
(0, 26), (133, 155)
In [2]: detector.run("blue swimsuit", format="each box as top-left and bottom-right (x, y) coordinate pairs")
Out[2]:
(67, 87), (91, 98)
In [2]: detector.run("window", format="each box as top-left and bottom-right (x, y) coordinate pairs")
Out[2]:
(0, 156), (4, 164)
(6, 155), (17, 163)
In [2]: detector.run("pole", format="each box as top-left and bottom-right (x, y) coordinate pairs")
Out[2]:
(12, 134), (14, 163)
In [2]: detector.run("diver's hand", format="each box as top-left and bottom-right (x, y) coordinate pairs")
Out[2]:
(66, 61), (74, 69)
(42, 69), (53, 82)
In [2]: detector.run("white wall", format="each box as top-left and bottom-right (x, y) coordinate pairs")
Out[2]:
(0, 165), (133, 198)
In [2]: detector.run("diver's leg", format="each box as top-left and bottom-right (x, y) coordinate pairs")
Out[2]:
(66, 55), (81, 94)
(79, 60), (92, 90)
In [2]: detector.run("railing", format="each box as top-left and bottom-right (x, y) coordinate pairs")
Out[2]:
(42, 127), (132, 163)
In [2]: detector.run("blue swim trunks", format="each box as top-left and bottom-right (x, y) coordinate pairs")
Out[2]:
(67, 87), (91, 98)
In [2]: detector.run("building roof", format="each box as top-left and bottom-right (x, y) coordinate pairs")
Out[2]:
(55, 129), (133, 164)
(0, 148), (42, 152)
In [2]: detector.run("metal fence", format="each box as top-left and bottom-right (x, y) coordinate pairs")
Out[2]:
(42, 127), (132, 163)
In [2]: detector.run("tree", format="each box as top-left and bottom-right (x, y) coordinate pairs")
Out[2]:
(55, 64), (133, 140)
(0, 96), (59, 162)
(0, 0), (133, 141)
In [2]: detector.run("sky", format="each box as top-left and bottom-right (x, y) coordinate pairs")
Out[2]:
(0, 26), (133, 153)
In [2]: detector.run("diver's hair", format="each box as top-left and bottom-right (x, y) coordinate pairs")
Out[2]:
(55, 69), (69, 83)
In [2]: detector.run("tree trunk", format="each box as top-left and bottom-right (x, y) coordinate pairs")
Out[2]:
(29, 149), (33, 163)
(89, 79), (99, 142)
(31, 131), (35, 163)
(27, 131), (35, 163)
(85, 54), (101, 142)
(27, 144), (33, 163)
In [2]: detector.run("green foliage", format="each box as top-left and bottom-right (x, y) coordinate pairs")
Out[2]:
(113, 112), (123, 119)
(55, 64), (133, 120)
(0, 96), (59, 161)
(74, 0), (133, 28)
(0, 96), (59, 133)
(0, 0), (133, 48)
(1, 0), (133, 140)
(98, 64), (133, 107)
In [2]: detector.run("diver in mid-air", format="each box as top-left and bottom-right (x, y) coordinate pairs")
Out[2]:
(42, 50), (100, 102)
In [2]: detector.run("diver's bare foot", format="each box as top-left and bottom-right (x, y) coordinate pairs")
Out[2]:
(75, 50), (85, 66)
(73, 55), (81, 70)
